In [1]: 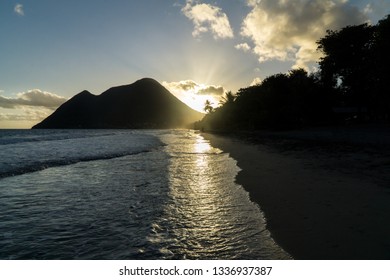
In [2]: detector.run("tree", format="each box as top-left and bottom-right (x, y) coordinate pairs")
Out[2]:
(203, 99), (214, 114)
(317, 15), (390, 121)
(219, 91), (236, 106)
(317, 23), (373, 120)
(196, 14), (390, 132)
(371, 15), (390, 119)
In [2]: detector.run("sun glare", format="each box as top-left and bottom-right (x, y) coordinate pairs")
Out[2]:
(180, 93), (219, 113)
(162, 81), (221, 113)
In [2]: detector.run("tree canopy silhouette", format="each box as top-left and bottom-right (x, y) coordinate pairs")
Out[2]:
(198, 69), (331, 130)
(219, 91), (236, 106)
(197, 14), (390, 131)
(317, 15), (390, 121)
(203, 99), (214, 114)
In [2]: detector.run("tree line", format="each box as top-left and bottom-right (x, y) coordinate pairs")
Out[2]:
(196, 14), (390, 131)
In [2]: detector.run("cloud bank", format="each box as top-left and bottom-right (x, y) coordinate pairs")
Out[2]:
(182, 0), (234, 39)
(0, 108), (51, 122)
(0, 90), (67, 125)
(0, 89), (67, 109)
(240, 0), (368, 68)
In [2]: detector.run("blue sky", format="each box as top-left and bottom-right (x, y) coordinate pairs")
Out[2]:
(1, 0), (389, 128)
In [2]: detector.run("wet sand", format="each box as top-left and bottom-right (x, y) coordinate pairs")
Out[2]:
(202, 126), (390, 259)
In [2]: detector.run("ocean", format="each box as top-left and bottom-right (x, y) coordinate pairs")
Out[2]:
(0, 129), (290, 259)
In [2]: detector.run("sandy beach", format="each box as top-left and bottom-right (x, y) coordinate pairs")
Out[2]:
(202, 125), (390, 259)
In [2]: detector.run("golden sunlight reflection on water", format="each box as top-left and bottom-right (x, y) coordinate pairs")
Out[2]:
(146, 130), (290, 259)
(0, 129), (290, 259)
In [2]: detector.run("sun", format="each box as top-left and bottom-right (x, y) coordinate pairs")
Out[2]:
(162, 81), (220, 113)
(178, 93), (219, 113)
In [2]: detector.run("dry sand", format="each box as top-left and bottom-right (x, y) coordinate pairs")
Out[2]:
(202, 125), (390, 259)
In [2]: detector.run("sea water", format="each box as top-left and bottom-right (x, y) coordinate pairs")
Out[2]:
(0, 129), (290, 259)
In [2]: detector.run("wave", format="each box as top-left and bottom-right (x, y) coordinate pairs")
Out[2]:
(0, 129), (120, 146)
(0, 149), (152, 179)
(0, 130), (163, 180)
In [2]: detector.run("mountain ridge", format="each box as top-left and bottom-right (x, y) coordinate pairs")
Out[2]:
(32, 78), (203, 129)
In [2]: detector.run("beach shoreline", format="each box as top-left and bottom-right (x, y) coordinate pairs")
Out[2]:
(202, 125), (390, 259)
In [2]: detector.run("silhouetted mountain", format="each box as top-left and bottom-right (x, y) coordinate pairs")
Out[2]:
(32, 78), (203, 129)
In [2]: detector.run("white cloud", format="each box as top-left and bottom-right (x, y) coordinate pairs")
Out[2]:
(241, 0), (368, 68)
(166, 80), (198, 91)
(364, 4), (373, 15)
(14, 4), (24, 16)
(250, 77), (262, 86)
(182, 0), (234, 39)
(247, 0), (261, 7)
(235, 43), (251, 52)
(0, 89), (67, 109)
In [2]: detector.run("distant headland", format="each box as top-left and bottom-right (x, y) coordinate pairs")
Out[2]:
(32, 78), (203, 129)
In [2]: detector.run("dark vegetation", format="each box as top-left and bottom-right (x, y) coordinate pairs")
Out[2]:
(33, 78), (203, 129)
(197, 15), (390, 131)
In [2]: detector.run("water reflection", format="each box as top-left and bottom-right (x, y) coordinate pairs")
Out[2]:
(193, 136), (214, 154)
(148, 131), (290, 259)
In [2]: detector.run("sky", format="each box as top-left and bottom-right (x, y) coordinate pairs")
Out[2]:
(1, 0), (389, 128)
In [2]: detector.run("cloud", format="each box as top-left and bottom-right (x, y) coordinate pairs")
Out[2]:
(162, 80), (225, 112)
(235, 43), (251, 52)
(250, 77), (262, 86)
(0, 113), (24, 121)
(0, 108), (51, 122)
(241, 0), (368, 68)
(362, 1), (390, 21)
(182, 0), (234, 39)
(165, 80), (198, 91)
(197, 85), (224, 96)
(0, 89), (67, 109)
(14, 4), (24, 16)
(162, 80), (225, 96)
(247, 0), (261, 6)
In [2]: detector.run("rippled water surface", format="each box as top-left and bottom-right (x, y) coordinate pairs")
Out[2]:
(0, 129), (289, 259)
